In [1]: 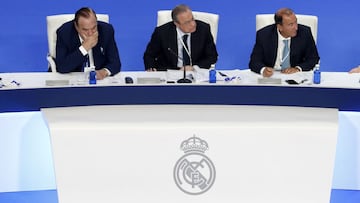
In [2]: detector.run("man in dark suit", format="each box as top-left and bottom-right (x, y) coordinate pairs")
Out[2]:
(56, 7), (121, 79)
(143, 4), (218, 71)
(249, 8), (319, 77)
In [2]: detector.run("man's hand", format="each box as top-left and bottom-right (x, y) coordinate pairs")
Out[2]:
(281, 67), (300, 74)
(96, 68), (109, 80)
(349, 66), (360, 73)
(146, 68), (157, 72)
(263, 67), (274, 77)
(82, 31), (98, 51)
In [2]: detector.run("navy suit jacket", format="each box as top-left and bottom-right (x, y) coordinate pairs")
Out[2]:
(249, 24), (319, 74)
(55, 21), (121, 75)
(143, 20), (218, 71)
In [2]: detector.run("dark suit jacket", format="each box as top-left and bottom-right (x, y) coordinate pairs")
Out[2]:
(249, 24), (319, 74)
(143, 20), (218, 71)
(55, 21), (121, 75)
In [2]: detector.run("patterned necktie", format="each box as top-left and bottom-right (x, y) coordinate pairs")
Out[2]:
(182, 34), (190, 66)
(281, 39), (290, 69)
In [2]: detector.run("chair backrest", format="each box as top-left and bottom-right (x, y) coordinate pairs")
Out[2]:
(46, 14), (109, 72)
(255, 14), (318, 43)
(157, 10), (219, 44)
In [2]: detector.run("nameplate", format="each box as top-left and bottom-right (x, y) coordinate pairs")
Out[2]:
(137, 77), (162, 84)
(258, 78), (282, 84)
(45, 80), (70, 86)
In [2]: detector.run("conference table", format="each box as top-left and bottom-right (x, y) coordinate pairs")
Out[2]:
(1, 69), (360, 113)
(1, 69), (360, 202)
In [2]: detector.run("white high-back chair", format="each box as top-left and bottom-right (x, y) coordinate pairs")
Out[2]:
(255, 14), (318, 44)
(157, 10), (219, 44)
(46, 14), (109, 72)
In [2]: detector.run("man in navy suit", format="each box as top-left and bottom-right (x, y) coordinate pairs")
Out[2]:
(143, 4), (218, 71)
(249, 8), (319, 77)
(56, 7), (121, 79)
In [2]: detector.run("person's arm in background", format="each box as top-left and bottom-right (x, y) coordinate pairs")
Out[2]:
(349, 66), (360, 73)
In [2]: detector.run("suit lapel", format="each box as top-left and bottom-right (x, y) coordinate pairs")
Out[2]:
(271, 28), (279, 65)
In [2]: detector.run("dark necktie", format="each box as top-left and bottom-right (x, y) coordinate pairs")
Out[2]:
(182, 34), (190, 66)
(82, 54), (90, 71)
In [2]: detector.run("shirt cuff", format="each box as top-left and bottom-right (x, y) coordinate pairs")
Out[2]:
(295, 66), (302, 72)
(103, 68), (111, 76)
(260, 67), (266, 75)
(79, 46), (88, 56)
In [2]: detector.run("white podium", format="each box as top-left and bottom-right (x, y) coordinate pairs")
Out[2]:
(42, 105), (338, 203)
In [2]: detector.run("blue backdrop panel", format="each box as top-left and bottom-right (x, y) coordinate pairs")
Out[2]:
(0, 0), (359, 72)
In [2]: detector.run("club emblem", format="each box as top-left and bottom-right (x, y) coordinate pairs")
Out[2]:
(173, 135), (216, 195)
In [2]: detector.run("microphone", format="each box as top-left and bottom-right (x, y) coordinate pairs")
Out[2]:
(167, 47), (192, 83)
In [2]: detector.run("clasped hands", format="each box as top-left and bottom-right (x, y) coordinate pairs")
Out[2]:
(263, 67), (300, 77)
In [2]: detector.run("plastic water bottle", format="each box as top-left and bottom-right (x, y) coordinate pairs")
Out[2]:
(89, 68), (96, 85)
(313, 64), (321, 84)
(209, 68), (216, 83)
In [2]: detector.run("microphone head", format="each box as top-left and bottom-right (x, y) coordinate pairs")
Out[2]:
(168, 47), (182, 60)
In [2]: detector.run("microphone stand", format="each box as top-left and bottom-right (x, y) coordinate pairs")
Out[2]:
(177, 66), (192, 83)
(167, 47), (192, 83)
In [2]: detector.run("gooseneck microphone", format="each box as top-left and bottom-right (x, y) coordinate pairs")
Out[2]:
(167, 47), (192, 83)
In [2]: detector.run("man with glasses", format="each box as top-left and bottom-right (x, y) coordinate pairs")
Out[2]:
(249, 8), (319, 77)
(56, 7), (121, 79)
(143, 4), (218, 71)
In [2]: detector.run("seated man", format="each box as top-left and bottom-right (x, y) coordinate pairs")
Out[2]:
(249, 8), (320, 77)
(143, 4), (218, 71)
(55, 7), (121, 79)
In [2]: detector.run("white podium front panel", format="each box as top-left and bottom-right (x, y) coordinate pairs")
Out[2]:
(42, 105), (338, 203)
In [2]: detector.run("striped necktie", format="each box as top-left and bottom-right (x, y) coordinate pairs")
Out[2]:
(281, 39), (290, 69)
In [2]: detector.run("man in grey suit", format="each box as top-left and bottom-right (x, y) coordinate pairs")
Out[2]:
(249, 8), (319, 77)
(143, 4), (218, 71)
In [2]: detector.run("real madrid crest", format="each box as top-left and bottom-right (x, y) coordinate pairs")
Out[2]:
(173, 135), (216, 195)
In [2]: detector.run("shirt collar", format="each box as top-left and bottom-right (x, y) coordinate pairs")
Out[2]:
(176, 27), (191, 39)
(277, 28), (291, 41)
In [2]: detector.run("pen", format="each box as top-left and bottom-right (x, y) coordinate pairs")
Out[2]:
(218, 71), (228, 77)
(11, 80), (21, 86)
(218, 71), (241, 82)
